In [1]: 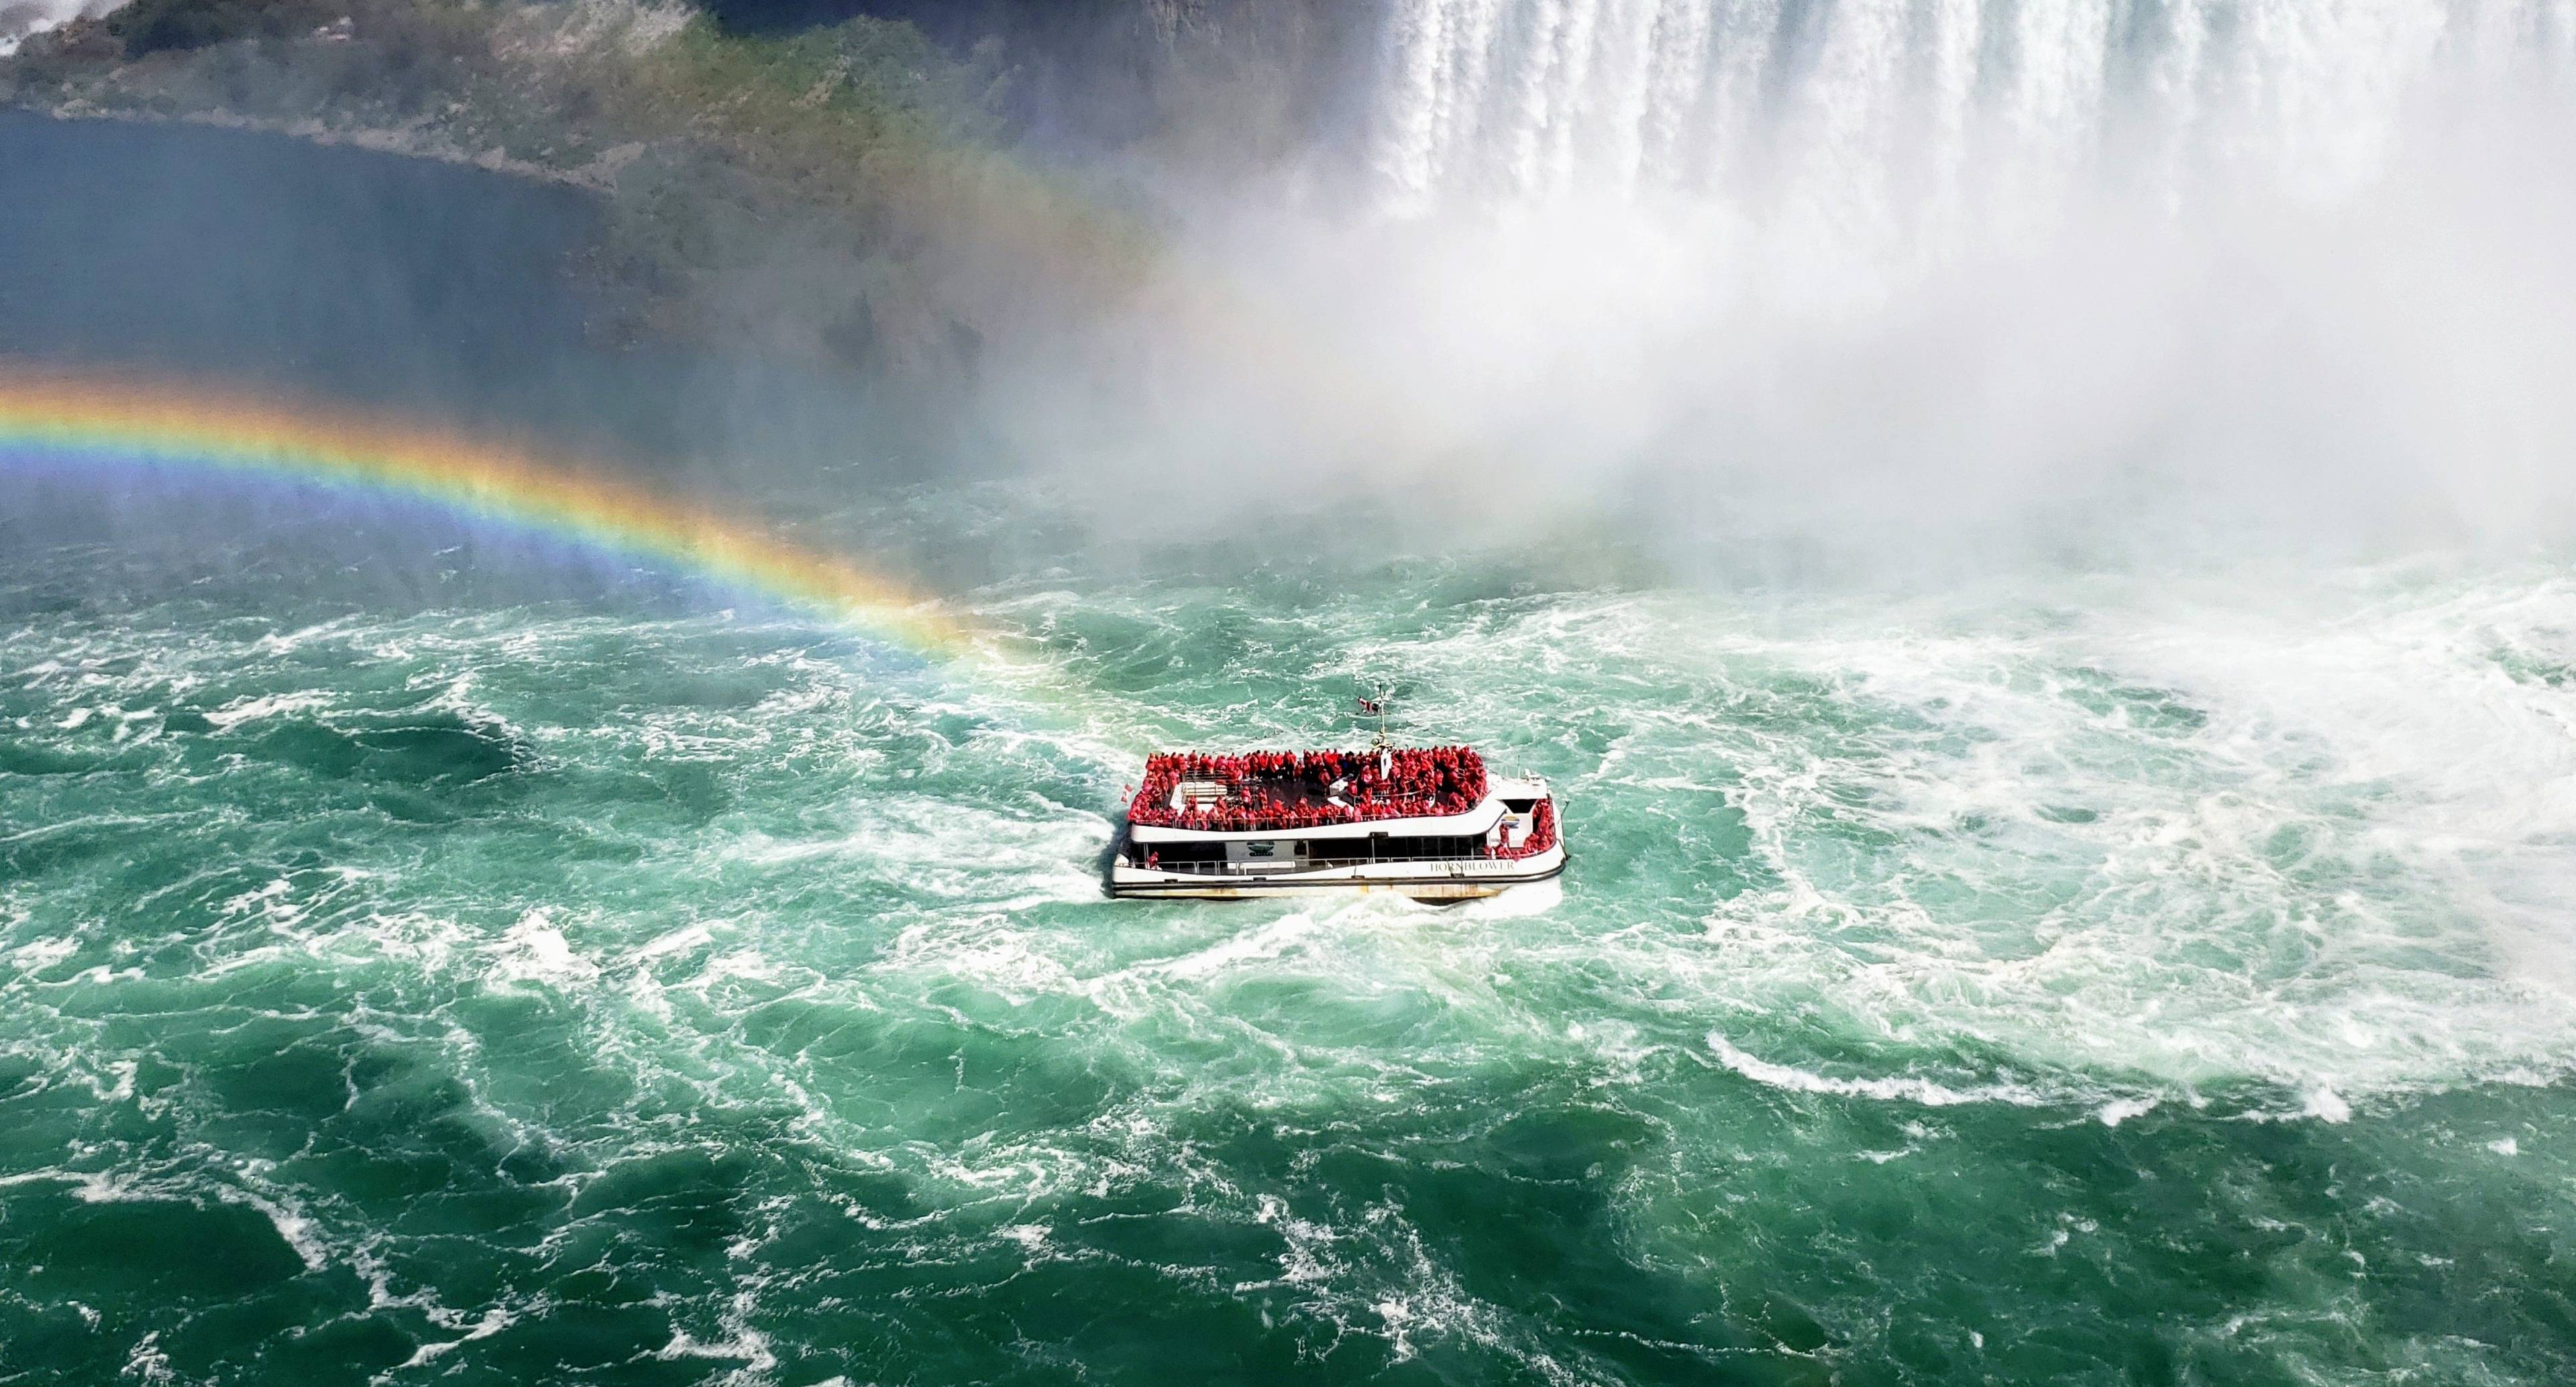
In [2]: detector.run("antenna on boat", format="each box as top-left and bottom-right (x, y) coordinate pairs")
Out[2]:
(1356, 679), (1393, 751)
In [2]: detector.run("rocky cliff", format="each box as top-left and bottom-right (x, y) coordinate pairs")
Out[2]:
(0, 0), (1363, 412)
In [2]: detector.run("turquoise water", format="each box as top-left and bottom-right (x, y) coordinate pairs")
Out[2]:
(9, 481), (2576, 1385)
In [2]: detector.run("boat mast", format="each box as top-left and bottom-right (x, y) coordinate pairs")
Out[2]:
(1358, 679), (1393, 751)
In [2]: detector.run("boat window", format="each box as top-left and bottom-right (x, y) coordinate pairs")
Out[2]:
(1502, 799), (1536, 814)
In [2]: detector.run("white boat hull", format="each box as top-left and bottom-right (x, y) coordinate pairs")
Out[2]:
(1106, 841), (1566, 901)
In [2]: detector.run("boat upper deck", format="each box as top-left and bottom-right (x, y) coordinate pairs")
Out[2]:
(1126, 746), (1489, 835)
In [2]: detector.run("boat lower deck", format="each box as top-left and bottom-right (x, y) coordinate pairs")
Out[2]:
(1106, 841), (1566, 900)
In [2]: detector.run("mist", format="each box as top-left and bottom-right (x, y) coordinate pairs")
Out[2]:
(968, 0), (2576, 585)
(7, 0), (2576, 592)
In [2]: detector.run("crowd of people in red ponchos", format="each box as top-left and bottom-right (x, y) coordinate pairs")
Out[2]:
(1127, 746), (1489, 832)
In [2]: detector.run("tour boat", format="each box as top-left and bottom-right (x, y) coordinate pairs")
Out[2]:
(1107, 743), (1564, 900)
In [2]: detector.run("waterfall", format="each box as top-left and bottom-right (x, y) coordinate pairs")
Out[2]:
(1369, 0), (2576, 217)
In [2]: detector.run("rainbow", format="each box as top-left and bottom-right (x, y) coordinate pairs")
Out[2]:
(0, 370), (967, 657)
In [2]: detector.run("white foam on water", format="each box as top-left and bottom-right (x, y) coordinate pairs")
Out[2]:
(0, 1168), (124, 1199)
(252, 618), (360, 656)
(1454, 877), (1564, 920)
(881, 920), (1081, 1007)
(1884, 594), (2553, 1078)
(218, 1186), (333, 1272)
(1707, 1033), (2052, 1110)
(11, 936), (80, 972)
(1314, 1200), (1593, 1384)
(203, 689), (337, 730)
(635, 923), (716, 960)
(1338, 567), (2576, 1116)
(653, 1323), (776, 1376)
(1148, 912), (1329, 983)
(7, 1163), (352, 1291)
(488, 911), (602, 991)
(998, 1222), (1050, 1252)
(390, 1306), (516, 1372)
(118, 1331), (174, 1386)
(382, 906), (484, 962)
(2099, 1097), (2160, 1127)
(714, 799), (1106, 907)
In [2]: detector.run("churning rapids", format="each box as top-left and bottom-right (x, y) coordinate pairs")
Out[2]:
(11, 504), (2576, 1383)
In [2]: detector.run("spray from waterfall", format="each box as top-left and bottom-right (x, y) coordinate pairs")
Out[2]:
(1051, 0), (2576, 578)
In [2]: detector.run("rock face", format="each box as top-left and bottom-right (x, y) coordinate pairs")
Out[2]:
(0, 0), (1379, 362)
(0, 0), (125, 59)
(1, 0), (1169, 424)
(0, 0), (1399, 471)
(833, 0), (1376, 181)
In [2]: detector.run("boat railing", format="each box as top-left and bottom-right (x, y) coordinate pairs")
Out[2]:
(1140, 856), (1375, 876)
(1134, 844), (1538, 875)
(1137, 852), (1556, 879)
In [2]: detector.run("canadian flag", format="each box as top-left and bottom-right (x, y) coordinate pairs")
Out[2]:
(1356, 696), (1381, 714)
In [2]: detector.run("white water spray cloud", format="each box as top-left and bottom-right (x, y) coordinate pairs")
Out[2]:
(1022, 0), (2576, 577)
